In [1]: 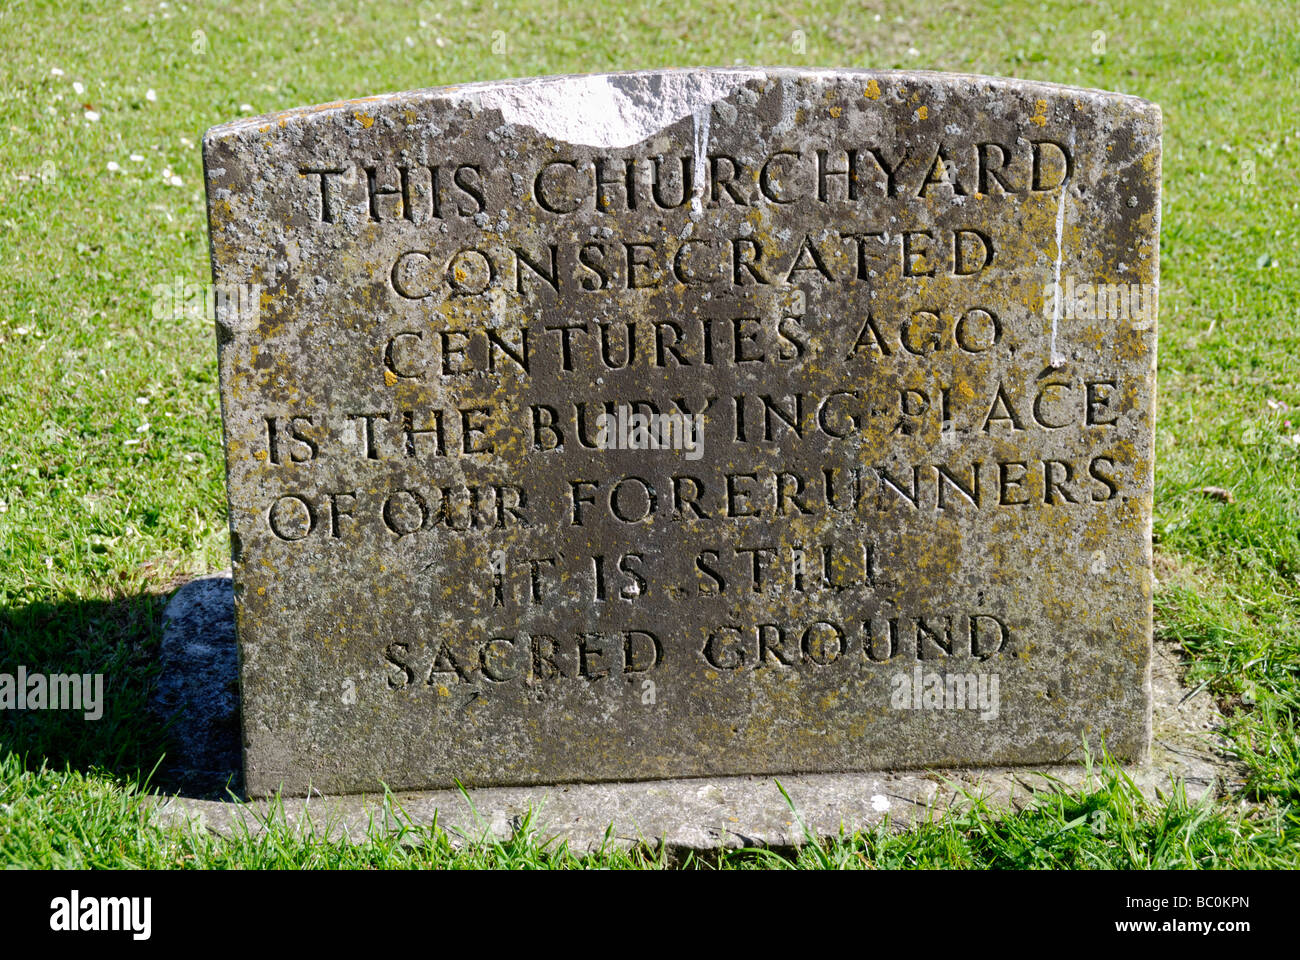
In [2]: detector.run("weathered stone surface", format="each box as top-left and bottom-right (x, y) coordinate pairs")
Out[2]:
(203, 69), (1160, 797)
(153, 572), (241, 796)
(154, 575), (1232, 853)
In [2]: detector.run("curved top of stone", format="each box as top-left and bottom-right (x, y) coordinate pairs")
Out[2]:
(203, 68), (1159, 150)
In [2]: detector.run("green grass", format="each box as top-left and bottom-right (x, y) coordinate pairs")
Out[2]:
(1, 0), (1298, 868)
(3, 748), (1293, 868)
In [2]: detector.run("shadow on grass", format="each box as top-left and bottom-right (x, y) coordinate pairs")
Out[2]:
(0, 575), (244, 801)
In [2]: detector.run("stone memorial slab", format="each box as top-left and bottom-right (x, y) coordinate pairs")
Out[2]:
(203, 68), (1160, 797)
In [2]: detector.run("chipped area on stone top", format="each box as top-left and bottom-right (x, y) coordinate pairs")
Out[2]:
(204, 67), (1161, 797)
(202, 67), (1159, 146)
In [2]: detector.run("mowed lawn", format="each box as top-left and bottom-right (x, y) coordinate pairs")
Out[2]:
(0, 0), (1296, 867)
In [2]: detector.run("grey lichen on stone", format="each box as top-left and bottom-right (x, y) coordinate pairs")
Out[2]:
(203, 68), (1161, 797)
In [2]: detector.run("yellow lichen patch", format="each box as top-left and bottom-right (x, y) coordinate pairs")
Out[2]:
(916, 105), (928, 120)
(864, 79), (881, 100)
(354, 112), (375, 129)
(1030, 98), (1048, 127)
